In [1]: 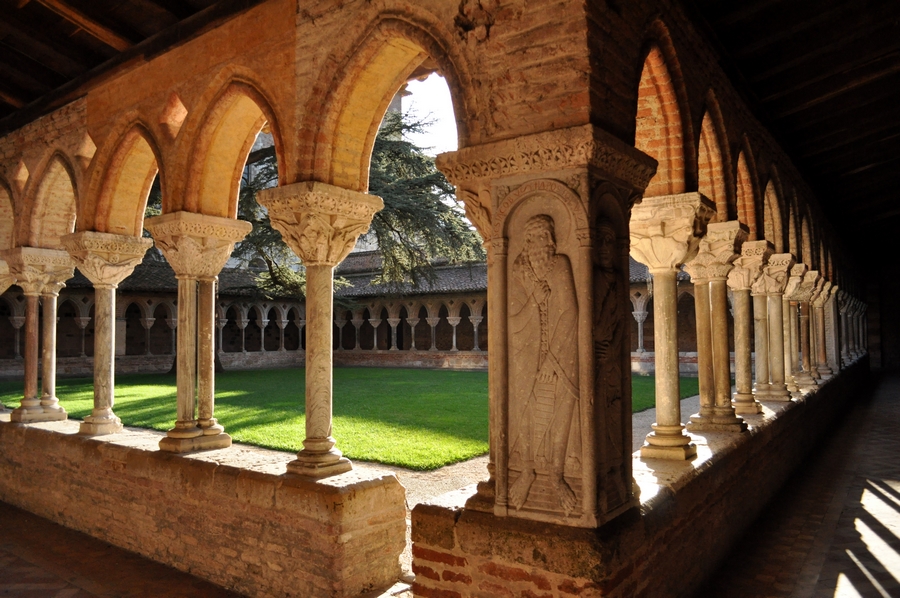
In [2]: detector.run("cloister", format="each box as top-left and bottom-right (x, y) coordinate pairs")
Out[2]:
(0, 0), (889, 596)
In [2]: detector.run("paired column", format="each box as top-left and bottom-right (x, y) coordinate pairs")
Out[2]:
(750, 253), (795, 400)
(259, 181), (383, 477)
(838, 291), (850, 367)
(387, 317), (401, 350)
(0, 260), (14, 410)
(686, 221), (747, 433)
(145, 211), (251, 453)
(632, 311), (648, 353)
(62, 232), (152, 435)
(812, 280), (833, 380)
(727, 240), (773, 414)
(786, 270), (820, 393)
(782, 264), (807, 397)
(1, 247), (74, 422)
(631, 192), (716, 459)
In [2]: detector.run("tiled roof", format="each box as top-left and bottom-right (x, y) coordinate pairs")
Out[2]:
(336, 263), (487, 298)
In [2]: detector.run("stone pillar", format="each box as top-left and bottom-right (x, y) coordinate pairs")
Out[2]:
(426, 316), (440, 351)
(258, 316), (269, 352)
(838, 291), (850, 366)
(217, 317), (227, 353)
(387, 317), (401, 350)
(787, 270), (820, 392)
(334, 318), (346, 351)
(277, 319), (288, 351)
(145, 211), (251, 453)
(632, 310), (648, 352)
(368, 318), (383, 349)
(751, 253), (795, 400)
(10, 316), (23, 359)
(631, 192), (715, 459)
(469, 315), (483, 351)
(727, 240), (772, 414)
(75, 316), (91, 357)
(447, 316), (461, 352)
(826, 285), (841, 372)
(436, 123), (657, 526)
(351, 317), (363, 350)
(408, 317), (420, 351)
(782, 264), (807, 397)
(2, 248), (74, 422)
(258, 181), (383, 477)
(687, 221), (747, 433)
(61, 232), (151, 435)
(238, 317), (248, 352)
(813, 280), (832, 380)
(166, 318), (177, 355)
(141, 318), (155, 355)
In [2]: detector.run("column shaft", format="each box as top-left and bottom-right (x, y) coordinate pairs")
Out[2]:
(79, 285), (123, 435)
(20, 294), (40, 414)
(752, 293), (770, 396)
(711, 278), (744, 426)
(732, 289), (759, 413)
(784, 298), (799, 395)
(197, 278), (224, 435)
(767, 293), (790, 399)
(171, 276), (201, 437)
(39, 291), (64, 416)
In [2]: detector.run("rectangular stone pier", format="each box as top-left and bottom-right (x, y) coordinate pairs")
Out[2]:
(0, 421), (406, 597)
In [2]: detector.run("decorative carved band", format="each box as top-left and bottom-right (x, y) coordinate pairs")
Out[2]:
(436, 124), (657, 191)
(61, 231), (152, 287)
(144, 211), (251, 279)
(0, 246), (75, 293)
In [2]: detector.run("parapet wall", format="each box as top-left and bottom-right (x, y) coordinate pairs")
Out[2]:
(0, 422), (407, 597)
(411, 359), (867, 597)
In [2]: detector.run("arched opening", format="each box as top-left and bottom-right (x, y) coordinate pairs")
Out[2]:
(398, 306), (411, 350)
(28, 154), (77, 249)
(359, 308), (375, 350)
(245, 307), (262, 352)
(56, 299), (81, 358)
(0, 181), (15, 251)
(0, 298), (17, 359)
(94, 126), (159, 236)
(635, 45), (687, 197)
(435, 304), (453, 351)
(763, 179), (784, 253)
(124, 303), (145, 356)
(415, 305), (431, 350)
(223, 306), (243, 353)
(478, 303), (488, 351)
(149, 303), (172, 355)
(735, 148), (758, 240)
(339, 310), (355, 350)
(264, 307), (280, 351)
(697, 106), (729, 220)
(643, 298), (655, 352)
(376, 307), (390, 350)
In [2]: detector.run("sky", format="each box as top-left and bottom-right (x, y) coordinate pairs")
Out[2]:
(403, 73), (458, 157)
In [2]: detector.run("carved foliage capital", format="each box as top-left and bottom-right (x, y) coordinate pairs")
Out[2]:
(751, 253), (796, 296)
(0, 247), (74, 295)
(788, 270), (821, 302)
(629, 193), (716, 271)
(728, 240), (774, 291)
(783, 263), (809, 300)
(144, 211), (251, 279)
(258, 181), (383, 266)
(686, 220), (747, 282)
(813, 280), (833, 308)
(61, 231), (152, 287)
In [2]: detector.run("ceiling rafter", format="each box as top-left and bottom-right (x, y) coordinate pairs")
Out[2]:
(24, 0), (135, 52)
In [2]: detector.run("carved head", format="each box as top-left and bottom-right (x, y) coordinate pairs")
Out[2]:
(524, 215), (556, 275)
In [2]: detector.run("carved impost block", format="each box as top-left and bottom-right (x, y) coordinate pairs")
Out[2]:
(751, 253), (796, 296)
(783, 263), (809, 300)
(685, 220), (747, 282)
(629, 193), (716, 272)
(144, 211), (251, 280)
(436, 124), (658, 193)
(257, 181), (383, 267)
(813, 280), (833, 307)
(728, 240), (774, 292)
(0, 247), (74, 295)
(61, 231), (152, 288)
(789, 270), (821, 303)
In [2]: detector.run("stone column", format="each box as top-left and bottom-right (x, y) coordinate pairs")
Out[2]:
(277, 319), (288, 351)
(387, 317), (401, 350)
(408, 317), (420, 350)
(238, 317), (248, 352)
(447, 316), (461, 351)
(631, 192), (715, 459)
(0, 261), (14, 409)
(687, 221), (747, 433)
(75, 316), (91, 357)
(838, 291), (850, 366)
(61, 232), (151, 435)
(813, 280), (833, 380)
(166, 317), (177, 355)
(351, 317), (363, 350)
(782, 264), (807, 397)
(469, 315), (483, 351)
(2, 248), (74, 422)
(258, 181), (383, 477)
(751, 253), (795, 400)
(141, 318), (155, 355)
(787, 270), (820, 392)
(145, 211), (251, 453)
(728, 240), (773, 414)
(10, 316), (23, 359)
(334, 318), (346, 351)
(632, 311), (648, 352)
(258, 315), (269, 352)
(684, 260), (715, 427)
(217, 317), (227, 353)
(426, 316), (440, 350)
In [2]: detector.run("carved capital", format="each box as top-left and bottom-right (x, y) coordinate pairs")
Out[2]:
(436, 124), (657, 192)
(788, 270), (821, 302)
(0, 247), (74, 296)
(728, 240), (774, 292)
(144, 211), (251, 280)
(783, 263), (809, 299)
(751, 253), (796, 296)
(257, 181), (383, 267)
(629, 192), (716, 272)
(685, 220), (746, 282)
(61, 231), (152, 288)
(813, 280), (833, 308)
(457, 186), (493, 243)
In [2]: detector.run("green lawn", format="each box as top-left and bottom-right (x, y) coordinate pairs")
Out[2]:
(0, 368), (700, 470)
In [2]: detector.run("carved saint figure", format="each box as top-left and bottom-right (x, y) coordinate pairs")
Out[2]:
(508, 214), (579, 513)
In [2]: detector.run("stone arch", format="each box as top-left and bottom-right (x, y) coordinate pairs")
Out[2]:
(0, 178), (15, 251)
(303, 13), (475, 191)
(92, 124), (161, 237)
(24, 152), (78, 249)
(762, 174), (784, 253)
(497, 179), (589, 242)
(185, 81), (284, 218)
(801, 216), (813, 269)
(735, 141), (759, 240)
(635, 25), (693, 197)
(787, 199), (799, 261)
(697, 91), (733, 221)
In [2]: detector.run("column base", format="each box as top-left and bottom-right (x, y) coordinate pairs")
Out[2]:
(159, 432), (232, 453)
(759, 384), (792, 401)
(687, 413), (747, 433)
(79, 416), (123, 436)
(10, 405), (68, 423)
(286, 454), (353, 477)
(641, 424), (697, 460)
(733, 393), (763, 415)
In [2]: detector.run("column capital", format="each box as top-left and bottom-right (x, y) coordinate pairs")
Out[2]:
(257, 181), (383, 267)
(0, 259), (15, 296)
(728, 240), (774, 292)
(685, 220), (747, 281)
(750, 253), (795, 295)
(61, 231), (152, 288)
(632, 310), (648, 324)
(144, 211), (251, 279)
(787, 270), (820, 302)
(425, 316), (441, 327)
(783, 263), (809, 300)
(813, 280), (833, 307)
(446, 316), (462, 326)
(630, 192), (716, 272)
(0, 247), (74, 296)
(387, 317), (402, 327)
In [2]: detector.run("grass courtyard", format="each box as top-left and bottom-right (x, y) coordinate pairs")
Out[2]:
(0, 368), (699, 470)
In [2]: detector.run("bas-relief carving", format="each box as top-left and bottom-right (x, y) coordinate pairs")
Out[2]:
(728, 240), (774, 292)
(751, 253), (796, 295)
(629, 194), (716, 271)
(507, 214), (581, 517)
(0, 247), (75, 295)
(61, 231), (152, 287)
(144, 212), (251, 279)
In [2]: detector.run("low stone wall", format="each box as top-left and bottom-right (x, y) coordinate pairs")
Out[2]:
(218, 350), (305, 370)
(0, 355), (176, 379)
(334, 350), (488, 370)
(411, 358), (867, 598)
(0, 422), (407, 597)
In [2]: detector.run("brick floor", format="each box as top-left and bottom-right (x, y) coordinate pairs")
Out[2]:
(700, 372), (900, 597)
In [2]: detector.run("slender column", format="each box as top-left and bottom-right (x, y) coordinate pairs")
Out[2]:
(752, 254), (795, 400)
(333, 318), (346, 351)
(469, 315), (483, 351)
(631, 192), (715, 460)
(728, 240), (773, 414)
(687, 221), (747, 432)
(351, 318), (363, 350)
(368, 318), (383, 349)
(838, 292), (850, 366)
(808, 277), (824, 379)
(2, 247), (74, 422)
(62, 232), (152, 435)
(141, 318), (155, 354)
(787, 270), (820, 392)
(217, 317), (227, 353)
(259, 181), (383, 477)
(408, 317), (420, 351)
(10, 316), (23, 359)
(782, 264), (806, 396)
(752, 293), (770, 396)
(788, 300), (800, 387)
(259, 317), (269, 352)
(238, 318), (248, 352)
(632, 311), (648, 352)
(75, 317), (90, 357)
(426, 316), (440, 350)
(166, 318), (177, 355)
(447, 316), (461, 352)
(387, 317), (401, 350)
(826, 285), (841, 372)
(684, 273), (715, 423)
(146, 211), (251, 453)
(277, 319), (288, 351)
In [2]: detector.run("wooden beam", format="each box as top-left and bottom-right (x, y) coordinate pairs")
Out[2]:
(34, 0), (134, 52)
(0, 88), (26, 109)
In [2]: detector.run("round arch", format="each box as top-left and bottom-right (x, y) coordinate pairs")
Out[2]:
(0, 178), (15, 251)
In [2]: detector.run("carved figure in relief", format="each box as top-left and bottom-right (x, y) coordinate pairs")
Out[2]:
(593, 220), (626, 507)
(508, 214), (579, 513)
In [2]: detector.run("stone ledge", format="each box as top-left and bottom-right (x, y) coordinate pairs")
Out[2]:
(411, 358), (868, 597)
(0, 417), (407, 597)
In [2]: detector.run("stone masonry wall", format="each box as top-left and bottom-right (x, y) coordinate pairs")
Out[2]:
(411, 360), (867, 598)
(0, 424), (407, 598)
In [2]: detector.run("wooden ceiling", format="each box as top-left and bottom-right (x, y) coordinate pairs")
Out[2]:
(689, 0), (900, 268)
